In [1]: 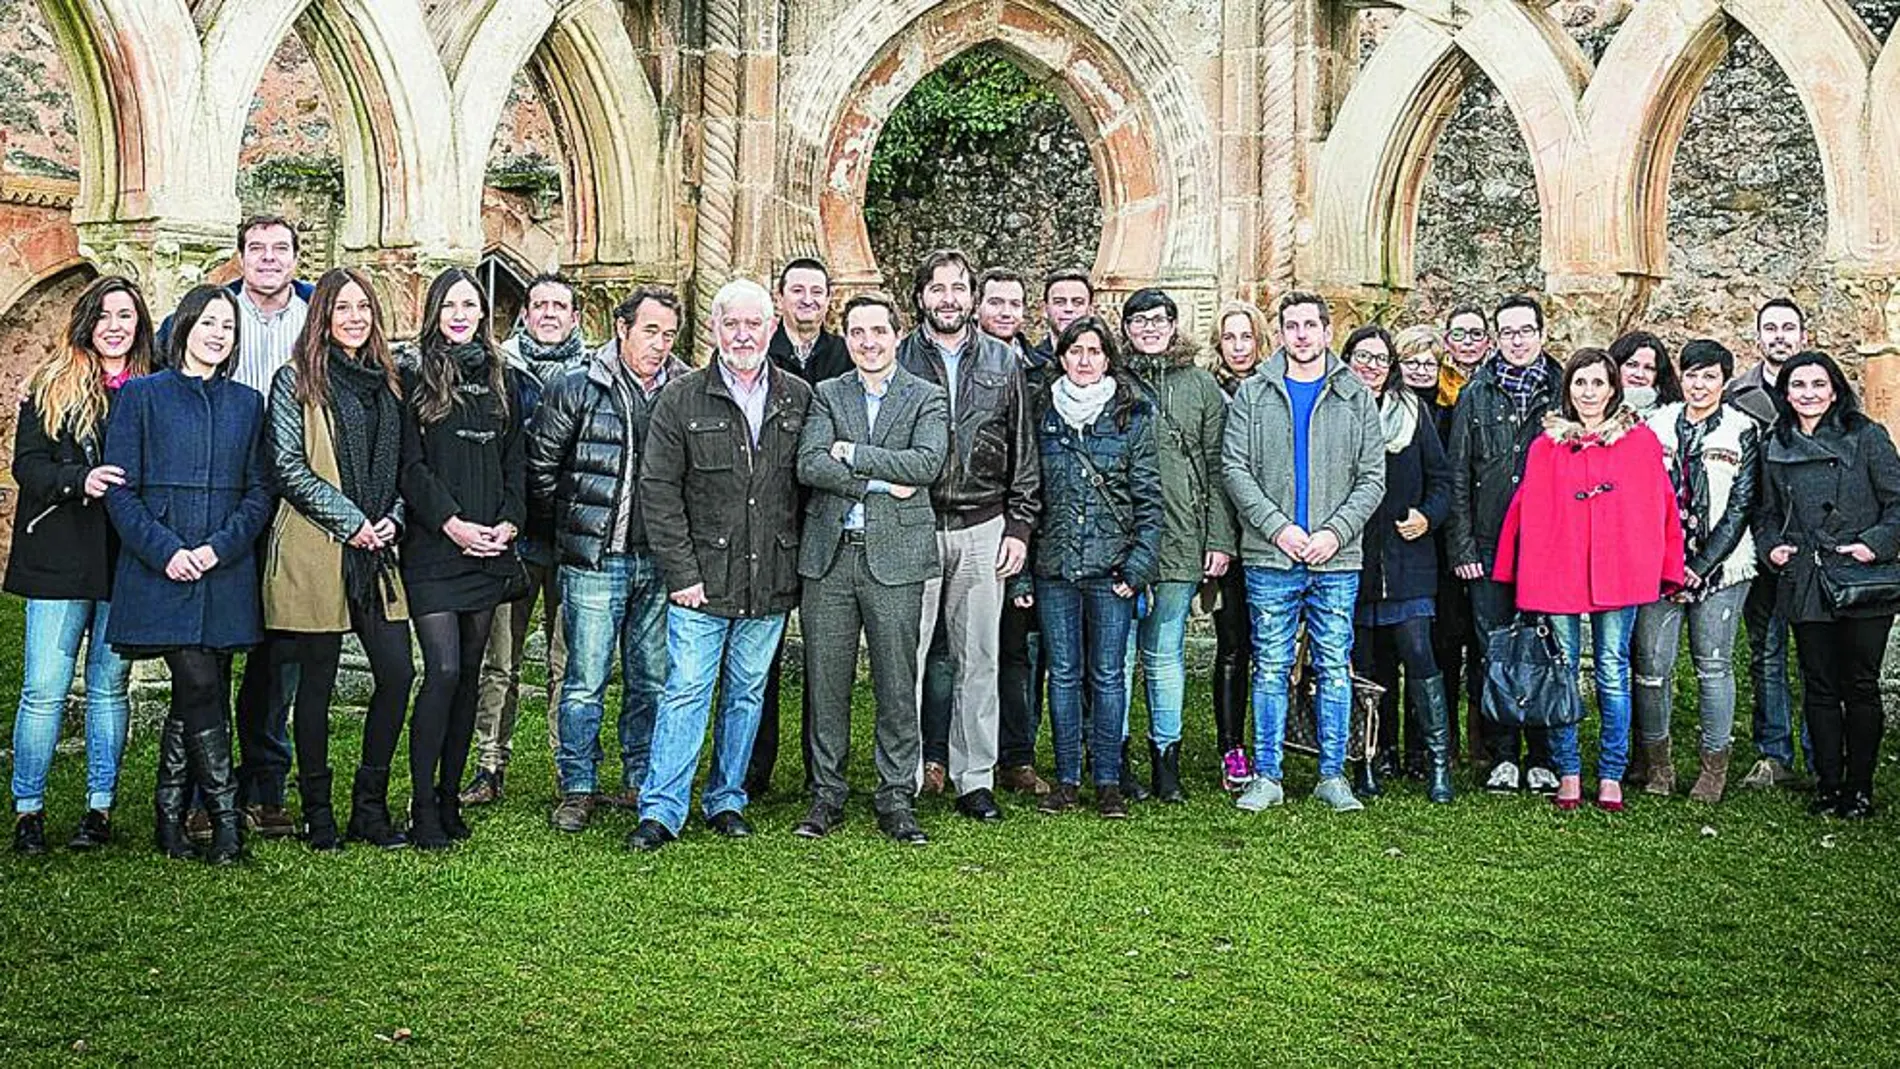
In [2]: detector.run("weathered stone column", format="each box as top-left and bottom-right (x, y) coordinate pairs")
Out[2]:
(74, 219), (232, 319)
(1544, 272), (1655, 352)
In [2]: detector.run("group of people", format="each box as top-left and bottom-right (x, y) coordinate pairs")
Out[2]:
(8, 213), (1897, 863)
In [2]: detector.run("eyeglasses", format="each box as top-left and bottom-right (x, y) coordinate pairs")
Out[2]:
(1348, 349), (1393, 367)
(1447, 328), (1487, 343)
(1497, 326), (1541, 342)
(1398, 359), (1439, 372)
(1125, 312), (1173, 330)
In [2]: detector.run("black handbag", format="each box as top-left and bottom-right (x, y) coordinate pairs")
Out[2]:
(1481, 613), (1584, 728)
(1817, 555), (1900, 615)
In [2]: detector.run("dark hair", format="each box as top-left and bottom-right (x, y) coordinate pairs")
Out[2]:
(1756, 297), (1805, 332)
(1444, 302), (1486, 331)
(1494, 294), (1544, 333)
(1609, 330), (1681, 405)
(777, 257), (829, 293)
(1342, 324), (1397, 367)
(841, 291), (902, 333)
(68, 275), (155, 371)
(525, 272), (579, 310)
(291, 267), (399, 408)
(910, 248), (973, 315)
(1052, 315), (1138, 428)
(1277, 290), (1330, 327)
(416, 268), (508, 426)
(612, 285), (683, 326)
(237, 214), (299, 257)
(1121, 288), (1178, 324)
(1558, 346), (1623, 423)
(1042, 268), (1093, 302)
(1676, 338), (1735, 379)
(1772, 350), (1866, 442)
(978, 267), (1026, 302)
(167, 285), (242, 381)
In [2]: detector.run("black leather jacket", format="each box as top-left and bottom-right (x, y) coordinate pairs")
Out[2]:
(896, 325), (1041, 542)
(1445, 353), (1563, 570)
(526, 342), (689, 569)
(266, 365), (403, 542)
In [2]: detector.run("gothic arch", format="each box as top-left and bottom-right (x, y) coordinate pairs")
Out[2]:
(778, 0), (1218, 293)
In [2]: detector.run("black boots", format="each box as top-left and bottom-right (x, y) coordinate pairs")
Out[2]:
(1411, 675), (1455, 804)
(1118, 740), (1149, 802)
(346, 765), (408, 849)
(1352, 757), (1382, 798)
(153, 715), (194, 859)
(300, 767), (342, 852)
(408, 793), (451, 850)
(183, 722), (243, 865)
(1149, 740), (1185, 804)
(437, 788), (471, 842)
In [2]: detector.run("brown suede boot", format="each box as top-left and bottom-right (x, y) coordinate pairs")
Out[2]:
(1689, 747), (1730, 804)
(1642, 738), (1675, 797)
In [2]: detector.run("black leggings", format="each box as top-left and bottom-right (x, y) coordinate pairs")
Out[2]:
(1354, 616), (1437, 755)
(1793, 615), (1894, 795)
(164, 649), (234, 733)
(409, 609), (496, 800)
(287, 608), (416, 777)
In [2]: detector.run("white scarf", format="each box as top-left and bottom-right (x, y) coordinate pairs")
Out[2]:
(1377, 386), (1419, 454)
(1053, 375), (1117, 431)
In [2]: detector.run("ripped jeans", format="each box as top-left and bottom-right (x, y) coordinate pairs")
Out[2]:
(1630, 582), (1748, 754)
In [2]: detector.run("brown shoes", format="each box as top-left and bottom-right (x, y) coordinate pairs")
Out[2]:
(550, 793), (596, 833)
(998, 764), (1052, 796)
(1641, 739), (1675, 797)
(458, 769), (504, 807)
(597, 787), (642, 811)
(243, 804), (299, 839)
(1689, 747), (1730, 804)
(920, 762), (947, 796)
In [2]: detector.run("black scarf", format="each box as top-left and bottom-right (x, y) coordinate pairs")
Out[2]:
(327, 346), (403, 614)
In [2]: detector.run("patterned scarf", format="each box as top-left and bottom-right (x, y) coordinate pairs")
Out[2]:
(1492, 355), (1550, 421)
(326, 347), (403, 614)
(513, 327), (585, 368)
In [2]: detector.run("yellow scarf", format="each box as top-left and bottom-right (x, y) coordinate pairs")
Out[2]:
(1436, 360), (1473, 409)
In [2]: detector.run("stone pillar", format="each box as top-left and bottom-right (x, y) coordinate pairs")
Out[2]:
(1544, 272), (1657, 354)
(1834, 270), (1900, 435)
(74, 219), (232, 319)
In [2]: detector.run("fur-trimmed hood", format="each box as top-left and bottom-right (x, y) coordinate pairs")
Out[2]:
(1124, 334), (1202, 379)
(1541, 404), (1641, 447)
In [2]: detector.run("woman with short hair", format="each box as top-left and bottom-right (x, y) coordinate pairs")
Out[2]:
(1630, 340), (1760, 803)
(1757, 351), (1900, 820)
(1341, 324), (1454, 802)
(6, 276), (152, 855)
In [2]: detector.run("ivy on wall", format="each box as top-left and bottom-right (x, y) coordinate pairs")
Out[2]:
(865, 46), (1068, 229)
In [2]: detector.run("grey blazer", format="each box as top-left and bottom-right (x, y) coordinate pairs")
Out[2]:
(796, 365), (950, 586)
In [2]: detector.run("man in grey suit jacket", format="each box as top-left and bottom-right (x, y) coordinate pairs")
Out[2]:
(794, 293), (951, 844)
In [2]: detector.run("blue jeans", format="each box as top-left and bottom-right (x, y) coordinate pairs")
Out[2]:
(1120, 580), (1197, 748)
(1246, 566), (1359, 780)
(1548, 607), (1637, 780)
(1038, 578), (1134, 786)
(638, 606), (787, 834)
(10, 599), (131, 813)
(1743, 574), (1810, 768)
(556, 555), (669, 795)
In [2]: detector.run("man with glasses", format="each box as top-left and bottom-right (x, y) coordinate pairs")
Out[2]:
(1445, 294), (1565, 795)
(1728, 298), (1810, 789)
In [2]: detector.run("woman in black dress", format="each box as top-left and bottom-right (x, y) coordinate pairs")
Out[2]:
(399, 268), (525, 848)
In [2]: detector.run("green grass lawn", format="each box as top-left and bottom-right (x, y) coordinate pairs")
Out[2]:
(1, 594), (1896, 1065)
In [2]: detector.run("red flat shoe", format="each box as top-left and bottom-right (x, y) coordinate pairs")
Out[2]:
(1594, 796), (1625, 813)
(1553, 794), (1581, 812)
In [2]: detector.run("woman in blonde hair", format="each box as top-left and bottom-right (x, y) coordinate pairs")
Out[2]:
(1205, 299), (1267, 790)
(6, 276), (153, 855)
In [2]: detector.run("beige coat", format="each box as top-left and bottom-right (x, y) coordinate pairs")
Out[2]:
(262, 396), (407, 632)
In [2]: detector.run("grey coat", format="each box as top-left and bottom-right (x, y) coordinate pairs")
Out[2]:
(1221, 351), (1385, 572)
(797, 366), (950, 586)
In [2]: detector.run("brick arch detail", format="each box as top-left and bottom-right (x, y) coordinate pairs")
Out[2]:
(780, 0), (1216, 292)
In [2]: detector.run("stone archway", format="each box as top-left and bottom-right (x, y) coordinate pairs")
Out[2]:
(777, 0), (1219, 321)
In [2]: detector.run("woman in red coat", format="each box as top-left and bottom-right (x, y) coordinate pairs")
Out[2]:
(1495, 348), (1684, 811)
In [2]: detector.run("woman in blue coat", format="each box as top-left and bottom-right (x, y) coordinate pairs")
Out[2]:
(104, 285), (274, 863)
